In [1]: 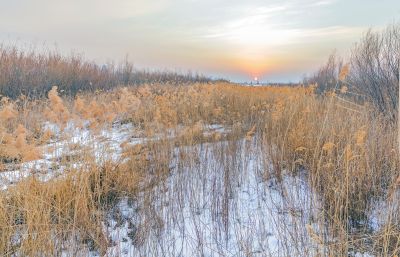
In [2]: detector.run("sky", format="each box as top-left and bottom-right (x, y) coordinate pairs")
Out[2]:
(0, 0), (399, 82)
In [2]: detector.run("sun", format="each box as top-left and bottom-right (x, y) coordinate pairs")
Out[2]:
(254, 76), (258, 81)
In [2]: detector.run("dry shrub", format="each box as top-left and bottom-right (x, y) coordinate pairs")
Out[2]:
(0, 46), (210, 99)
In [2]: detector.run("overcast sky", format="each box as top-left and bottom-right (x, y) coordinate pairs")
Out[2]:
(0, 0), (399, 82)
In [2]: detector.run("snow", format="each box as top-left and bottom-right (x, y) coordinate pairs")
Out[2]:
(0, 120), (380, 256)
(102, 139), (322, 257)
(0, 121), (231, 189)
(0, 121), (144, 189)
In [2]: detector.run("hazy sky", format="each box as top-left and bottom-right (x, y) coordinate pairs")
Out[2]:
(0, 0), (399, 82)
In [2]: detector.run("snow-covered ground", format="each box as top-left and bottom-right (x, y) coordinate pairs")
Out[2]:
(99, 139), (322, 257)
(0, 121), (230, 189)
(0, 122), (143, 189)
(0, 121), (383, 256)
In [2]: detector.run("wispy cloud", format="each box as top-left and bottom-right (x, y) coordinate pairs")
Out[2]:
(200, 2), (360, 49)
(310, 0), (336, 6)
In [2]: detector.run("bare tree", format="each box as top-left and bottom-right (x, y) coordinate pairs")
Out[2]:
(349, 24), (400, 118)
(304, 51), (343, 93)
(306, 23), (400, 120)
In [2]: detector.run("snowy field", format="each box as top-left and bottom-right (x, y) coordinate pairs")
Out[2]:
(0, 121), (384, 256)
(100, 139), (322, 257)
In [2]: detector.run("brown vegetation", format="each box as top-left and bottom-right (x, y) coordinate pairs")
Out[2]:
(0, 81), (398, 256)
(0, 46), (210, 99)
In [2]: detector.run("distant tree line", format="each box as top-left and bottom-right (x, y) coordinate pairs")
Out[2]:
(304, 23), (400, 118)
(0, 46), (211, 99)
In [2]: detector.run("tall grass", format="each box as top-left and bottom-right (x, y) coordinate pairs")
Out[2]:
(0, 83), (398, 256)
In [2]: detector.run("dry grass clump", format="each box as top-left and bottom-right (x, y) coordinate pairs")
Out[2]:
(0, 162), (144, 256)
(44, 86), (70, 126)
(0, 99), (42, 164)
(260, 85), (399, 255)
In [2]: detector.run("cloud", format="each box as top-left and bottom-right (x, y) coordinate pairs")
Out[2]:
(199, 1), (361, 51)
(310, 0), (336, 6)
(0, 0), (168, 29)
(0, 0), (396, 82)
